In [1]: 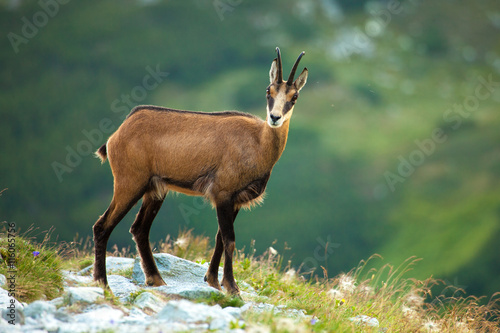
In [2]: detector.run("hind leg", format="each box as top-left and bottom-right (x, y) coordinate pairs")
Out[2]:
(93, 183), (146, 286)
(130, 193), (166, 286)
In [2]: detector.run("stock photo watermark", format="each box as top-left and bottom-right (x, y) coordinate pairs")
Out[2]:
(213, 0), (243, 21)
(51, 64), (169, 182)
(375, 73), (499, 197)
(178, 197), (210, 226)
(301, 235), (340, 273)
(7, 0), (71, 54)
(5, 222), (20, 325)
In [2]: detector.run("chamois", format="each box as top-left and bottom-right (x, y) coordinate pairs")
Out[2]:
(92, 47), (308, 295)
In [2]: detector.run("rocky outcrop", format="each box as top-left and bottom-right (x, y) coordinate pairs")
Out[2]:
(0, 254), (308, 332)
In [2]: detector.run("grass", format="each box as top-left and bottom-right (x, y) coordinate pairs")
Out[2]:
(0, 225), (64, 303)
(233, 249), (500, 332)
(1, 227), (498, 331)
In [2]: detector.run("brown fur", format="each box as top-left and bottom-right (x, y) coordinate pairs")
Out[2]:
(106, 107), (285, 208)
(92, 48), (308, 295)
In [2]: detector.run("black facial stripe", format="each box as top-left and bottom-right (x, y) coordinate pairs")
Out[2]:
(283, 101), (293, 114)
(267, 96), (275, 111)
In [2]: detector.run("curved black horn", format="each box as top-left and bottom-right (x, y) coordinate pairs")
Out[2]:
(276, 47), (283, 83)
(287, 51), (305, 86)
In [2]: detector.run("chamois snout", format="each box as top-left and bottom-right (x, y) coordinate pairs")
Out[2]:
(269, 113), (282, 127)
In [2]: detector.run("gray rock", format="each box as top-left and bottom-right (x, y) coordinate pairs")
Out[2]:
(0, 288), (24, 325)
(349, 315), (379, 327)
(223, 306), (244, 319)
(108, 274), (140, 301)
(156, 299), (236, 330)
(54, 308), (73, 323)
(157, 283), (224, 300)
(63, 270), (93, 284)
(122, 307), (150, 324)
(34, 314), (62, 332)
(132, 253), (224, 299)
(133, 291), (164, 313)
(23, 300), (56, 319)
(132, 253), (206, 284)
(0, 306), (24, 326)
(66, 286), (104, 305)
(77, 257), (134, 276)
(242, 302), (308, 319)
(0, 275), (6, 287)
(0, 287), (23, 309)
(48, 296), (65, 307)
(0, 324), (23, 333)
(56, 322), (96, 333)
(106, 257), (135, 273)
(73, 304), (124, 325)
(239, 280), (256, 293)
(76, 265), (92, 276)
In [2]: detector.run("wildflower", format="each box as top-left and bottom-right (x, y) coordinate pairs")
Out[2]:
(422, 320), (441, 332)
(338, 274), (356, 293)
(359, 284), (374, 296)
(404, 290), (424, 309)
(281, 268), (296, 283)
(310, 317), (318, 325)
(402, 305), (420, 320)
(268, 246), (278, 256)
(349, 315), (379, 328)
(174, 237), (189, 250)
(327, 288), (344, 301)
(32, 251), (40, 257)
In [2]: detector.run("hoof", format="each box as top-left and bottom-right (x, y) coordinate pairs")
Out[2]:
(145, 274), (166, 287)
(222, 277), (240, 296)
(204, 273), (222, 291)
(93, 275), (108, 288)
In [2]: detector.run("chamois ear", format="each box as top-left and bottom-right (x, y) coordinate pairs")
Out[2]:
(269, 58), (279, 83)
(294, 67), (308, 91)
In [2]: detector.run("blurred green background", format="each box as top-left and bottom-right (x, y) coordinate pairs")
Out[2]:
(1, 0), (499, 298)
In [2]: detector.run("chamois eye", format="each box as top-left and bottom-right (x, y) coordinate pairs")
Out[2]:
(266, 88), (271, 98)
(291, 94), (298, 103)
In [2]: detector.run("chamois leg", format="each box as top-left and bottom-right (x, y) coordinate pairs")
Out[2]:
(205, 209), (239, 290)
(130, 194), (166, 287)
(216, 202), (240, 295)
(93, 185), (146, 286)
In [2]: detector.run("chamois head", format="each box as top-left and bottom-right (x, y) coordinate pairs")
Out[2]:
(266, 47), (308, 128)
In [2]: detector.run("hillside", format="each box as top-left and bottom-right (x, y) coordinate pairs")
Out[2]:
(0, 0), (499, 298)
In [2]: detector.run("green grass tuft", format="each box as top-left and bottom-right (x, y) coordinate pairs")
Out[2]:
(0, 225), (64, 302)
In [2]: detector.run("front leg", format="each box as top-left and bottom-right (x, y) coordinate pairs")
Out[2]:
(209, 202), (240, 295)
(205, 229), (223, 290)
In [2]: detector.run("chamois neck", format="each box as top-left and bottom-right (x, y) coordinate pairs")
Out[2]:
(261, 119), (290, 165)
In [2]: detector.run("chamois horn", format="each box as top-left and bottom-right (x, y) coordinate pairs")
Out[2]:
(276, 47), (283, 83)
(287, 51), (305, 86)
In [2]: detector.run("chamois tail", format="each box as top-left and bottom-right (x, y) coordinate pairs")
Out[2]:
(95, 143), (108, 164)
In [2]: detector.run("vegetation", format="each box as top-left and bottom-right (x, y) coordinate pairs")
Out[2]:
(0, 0), (499, 299)
(1, 229), (499, 331)
(0, 226), (64, 302)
